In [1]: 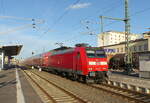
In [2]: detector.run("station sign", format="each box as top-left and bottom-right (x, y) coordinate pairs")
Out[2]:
(104, 49), (116, 53)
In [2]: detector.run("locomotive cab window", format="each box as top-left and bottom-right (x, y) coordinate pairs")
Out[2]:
(86, 50), (95, 58)
(96, 50), (106, 58)
(86, 50), (106, 58)
(77, 52), (80, 58)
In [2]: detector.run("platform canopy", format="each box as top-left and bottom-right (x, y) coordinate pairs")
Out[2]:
(0, 45), (23, 56)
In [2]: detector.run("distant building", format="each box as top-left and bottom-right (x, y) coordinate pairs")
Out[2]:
(103, 38), (149, 55)
(98, 31), (141, 47)
(143, 31), (150, 39)
(101, 38), (150, 69)
(99, 31), (150, 70)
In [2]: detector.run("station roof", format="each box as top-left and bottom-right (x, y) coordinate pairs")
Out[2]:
(0, 45), (23, 56)
(102, 38), (147, 48)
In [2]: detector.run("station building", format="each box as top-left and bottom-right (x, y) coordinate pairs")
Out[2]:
(0, 45), (22, 70)
(98, 31), (141, 47)
(100, 32), (150, 69)
(103, 38), (148, 55)
(102, 33), (150, 54)
(99, 31), (150, 77)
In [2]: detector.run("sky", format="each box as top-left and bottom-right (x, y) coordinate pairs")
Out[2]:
(0, 0), (150, 59)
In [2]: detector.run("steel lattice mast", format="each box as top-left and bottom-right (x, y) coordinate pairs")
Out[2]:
(124, 0), (132, 74)
(99, 0), (132, 74)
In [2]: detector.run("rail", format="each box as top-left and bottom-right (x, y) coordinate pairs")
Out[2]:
(23, 70), (88, 103)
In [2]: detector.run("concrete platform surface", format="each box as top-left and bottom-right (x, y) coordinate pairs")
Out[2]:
(0, 68), (43, 103)
(109, 71), (150, 89)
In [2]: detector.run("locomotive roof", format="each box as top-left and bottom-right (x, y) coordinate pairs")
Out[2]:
(86, 47), (104, 50)
(53, 46), (72, 51)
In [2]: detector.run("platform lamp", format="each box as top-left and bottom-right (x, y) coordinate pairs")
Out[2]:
(31, 51), (34, 69)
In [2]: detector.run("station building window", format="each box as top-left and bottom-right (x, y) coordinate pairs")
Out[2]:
(134, 46), (137, 52)
(115, 49), (117, 53)
(129, 47), (132, 51)
(121, 48), (123, 52)
(117, 48), (119, 52)
(132, 47), (135, 52)
(144, 44), (147, 51)
(139, 45), (142, 51)
(123, 48), (125, 52)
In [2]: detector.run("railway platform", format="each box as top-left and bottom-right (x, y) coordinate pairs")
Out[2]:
(0, 68), (43, 103)
(108, 70), (150, 94)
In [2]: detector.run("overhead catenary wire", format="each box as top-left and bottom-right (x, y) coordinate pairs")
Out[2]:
(104, 6), (150, 28)
(76, 0), (123, 31)
(52, 28), (83, 46)
(131, 7), (150, 17)
(41, 0), (59, 18)
(59, 0), (122, 36)
(60, 0), (127, 45)
(76, 0), (123, 37)
(44, 1), (149, 46)
(53, 0), (123, 45)
(37, 0), (68, 36)
(98, 0), (123, 15)
(0, 16), (45, 29)
(0, 24), (36, 35)
(43, 0), (81, 35)
(0, 15), (44, 35)
(41, 0), (123, 45)
(0, 15), (40, 21)
(59, 28), (98, 46)
(61, 33), (83, 43)
(63, 33), (96, 46)
(56, 1), (150, 47)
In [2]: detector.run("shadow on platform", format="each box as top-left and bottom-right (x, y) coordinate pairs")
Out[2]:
(0, 75), (6, 78)
(0, 79), (16, 88)
(110, 70), (139, 77)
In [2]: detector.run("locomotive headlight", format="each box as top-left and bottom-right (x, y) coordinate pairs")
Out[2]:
(88, 68), (93, 70)
(89, 61), (96, 65)
(100, 62), (107, 65)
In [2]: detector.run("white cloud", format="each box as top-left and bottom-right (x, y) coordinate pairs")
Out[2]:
(67, 3), (91, 10)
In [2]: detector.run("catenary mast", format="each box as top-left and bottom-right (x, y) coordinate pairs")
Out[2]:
(124, 0), (132, 74)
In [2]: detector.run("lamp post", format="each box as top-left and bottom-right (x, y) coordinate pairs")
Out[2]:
(31, 51), (34, 69)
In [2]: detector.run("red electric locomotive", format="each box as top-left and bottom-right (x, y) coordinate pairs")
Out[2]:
(24, 46), (108, 83)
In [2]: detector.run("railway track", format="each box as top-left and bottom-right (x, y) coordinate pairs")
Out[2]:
(23, 69), (150, 103)
(88, 83), (150, 103)
(23, 70), (89, 103)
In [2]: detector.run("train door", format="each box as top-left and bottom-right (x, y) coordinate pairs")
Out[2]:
(73, 51), (82, 76)
(73, 52), (79, 71)
(76, 52), (80, 70)
(76, 52), (82, 72)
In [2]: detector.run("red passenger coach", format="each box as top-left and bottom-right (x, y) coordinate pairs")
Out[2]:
(25, 46), (108, 83)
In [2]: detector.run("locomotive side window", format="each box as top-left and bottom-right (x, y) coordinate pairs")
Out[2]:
(77, 52), (80, 58)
